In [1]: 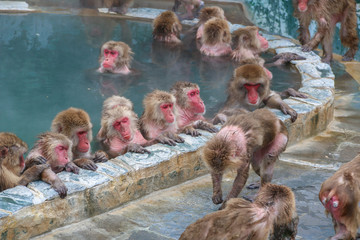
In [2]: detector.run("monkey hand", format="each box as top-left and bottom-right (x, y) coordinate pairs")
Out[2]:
(168, 132), (185, 143)
(246, 181), (261, 189)
(52, 180), (68, 199)
(65, 162), (80, 174)
(272, 52), (306, 65)
(301, 43), (313, 52)
(73, 158), (98, 171)
(181, 126), (201, 137)
(280, 88), (308, 99)
(155, 135), (177, 146)
(195, 120), (218, 133)
(212, 192), (223, 205)
(127, 143), (150, 154)
(93, 150), (108, 163)
(280, 104), (298, 122)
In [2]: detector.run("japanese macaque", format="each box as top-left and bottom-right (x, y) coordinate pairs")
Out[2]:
(180, 183), (298, 240)
(0, 132), (49, 192)
(319, 154), (360, 240)
(215, 64), (303, 124)
(104, 0), (133, 14)
(25, 132), (75, 198)
(199, 17), (232, 57)
(172, 0), (204, 20)
(170, 81), (218, 136)
(97, 96), (151, 158)
(51, 108), (108, 171)
(139, 90), (184, 146)
(232, 26), (306, 65)
(152, 11), (182, 44)
(203, 109), (288, 209)
(196, 6), (226, 40)
(98, 41), (133, 74)
(293, 0), (358, 63)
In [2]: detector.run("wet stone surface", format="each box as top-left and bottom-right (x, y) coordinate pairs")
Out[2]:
(268, 39), (295, 49)
(299, 87), (333, 104)
(302, 78), (335, 89)
(0, 186), (36, 213)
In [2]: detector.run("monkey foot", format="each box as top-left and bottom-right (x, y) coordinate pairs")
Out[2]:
(342, 55), (354, 62)
(212, 194), (223, 205)
(301, 44), (312, 52)
(246, 182), (260, 189)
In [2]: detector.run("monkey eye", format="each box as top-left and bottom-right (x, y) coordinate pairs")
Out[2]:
(121, 117), (129, 123)
(161, 105), (168, 109)
(110, 51), (117, 56)
(104, 49), (110, 55)
(78, 131), (87, 135)
(190, 92), (195, 97)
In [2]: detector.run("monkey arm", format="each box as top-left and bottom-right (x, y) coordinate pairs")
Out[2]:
(18, 163), (50, 186)
(23, 156), (48, 172)
(297, 15), (311, 45)
(40, 168), (67, 199)
(279, 88), (307, 99)
(263, 92), (298, 122)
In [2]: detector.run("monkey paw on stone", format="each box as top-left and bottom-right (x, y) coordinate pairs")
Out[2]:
(73, 158), (98, 171)
(272, 52), (306, 65)
(93, 150), (108, 163)
(196, 121), (218, 133)
(65, 161), (80, 174)
(182, 126), (201, 137)
(127, 143), (150, 154)
(280, 104), (298, 122)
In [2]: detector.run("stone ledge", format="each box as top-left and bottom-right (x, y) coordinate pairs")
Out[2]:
(0, 5), (335, 239)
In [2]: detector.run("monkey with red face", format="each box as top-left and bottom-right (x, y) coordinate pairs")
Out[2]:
(51, 108), (108, 171)
(170, 81), (218, 136)
(139, 90), (184, 146)
(98, 41), (133, 74)
(97, 96), (152, 158)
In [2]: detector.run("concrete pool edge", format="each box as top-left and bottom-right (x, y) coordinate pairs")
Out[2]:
(0, 4), (336, 239)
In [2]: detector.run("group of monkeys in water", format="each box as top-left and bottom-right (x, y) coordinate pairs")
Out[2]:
(1, 0), (360, 239)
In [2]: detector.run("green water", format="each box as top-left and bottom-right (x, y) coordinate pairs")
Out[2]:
(0, 13), (301, 149)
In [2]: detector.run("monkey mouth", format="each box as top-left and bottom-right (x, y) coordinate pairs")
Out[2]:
(102, 63), (113, 69)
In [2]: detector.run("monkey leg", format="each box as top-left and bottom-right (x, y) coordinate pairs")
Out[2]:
(126, 143), (150, 154)
(211, 172), (223, 205)
(93, 150), (108, 163)
(41, 168), (68, 198)
(73, 158), (98, 171)
(302, 18), (327, 52)
(279, 88), (307, 99)
(193, 120), (218, 133)
(220, 163), (250, 210)
(321, 30), (334, 64)
(181, 125), (201, 137)
(18, 163), (50, 186)
(340, 6), (359, 61)
(298, 16), (311, 45)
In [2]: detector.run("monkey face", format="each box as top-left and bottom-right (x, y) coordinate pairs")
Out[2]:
(112, 116), (134, 142)
(244, 83), (261, 105)
(75, 130), (90, 153)
(297, 0), (309, 12)
(160, 103), (175, 123)
(256, 31), (269, 51)
(102, 48), (119, 70)
(187, 88), (205, 114)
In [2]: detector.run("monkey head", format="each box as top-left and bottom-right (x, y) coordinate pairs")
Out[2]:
(152, 11), (182, 43)
(232, 26), (269, 53)
(295, 0), (311, 12)
(99, 41), (133, 74)
(171, 81), (205, 115)
(51, 108), (93, 155)
(203, 17), (231, 46)
(143, 90), (177, 125)
(198, 6), (225, 23)
(0, 132), (28, 175)
(229, 64), (272, 107)
(102, 95), (133, 114)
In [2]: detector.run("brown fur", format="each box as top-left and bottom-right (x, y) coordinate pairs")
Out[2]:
(319, 154), (360, 239)
(152, 11), (182, 41)
(170, 81), (199, 109)
(293, 0), (358, 62)
(180, 183), (297, 240)
(198, 6), (225, 23)
(99, 41), (133, 70)
(172, 0), (203, 20)
(0, 132), (48, 192)
(203, 109), (288, 208)
(202, 17), (231, 46)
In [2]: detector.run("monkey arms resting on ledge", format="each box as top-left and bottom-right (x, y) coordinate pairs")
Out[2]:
(0, 132), (49, 192)
(179, 183), (298, 240)
(204, 109), (288, 210)
(319, 153), (360, 240)
(139, 90), (185, 146)
(170, 81), (218, 137)
(97, 95), (153, 158)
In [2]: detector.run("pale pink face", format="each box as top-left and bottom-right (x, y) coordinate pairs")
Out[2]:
(54, 144), (69, 167)
(113, 117), (132, 141)
(257, 31), (269, 51)
(102, 49), (119, 69)
(187, 88), (205, 114)
(160, 103), (175, 123)
(297, 0), (309, 12)
(244, 83), (261, 105)
(76, 130), (90, 153)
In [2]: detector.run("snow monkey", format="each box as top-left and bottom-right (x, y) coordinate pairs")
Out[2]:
(170, 81), (218, 136)
(51, 107), (108, 171)
(172, 0), (204, 20)
(319, 154), (360, 240)
(97, 96), (153, 158)
(25, 132), (74, 198)
(98, 41), (133, 74)
(180, 183), (298, 240)
(203, 109), (288, 209)
(152, 11), (182, 44)
(196, 6), (226, 40)
(0, 132), (49, 192)
(293, 0), (358, 63)
(139, 90), (184, 146)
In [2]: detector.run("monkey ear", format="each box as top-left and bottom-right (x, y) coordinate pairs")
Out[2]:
(0, 147), (8, 158)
